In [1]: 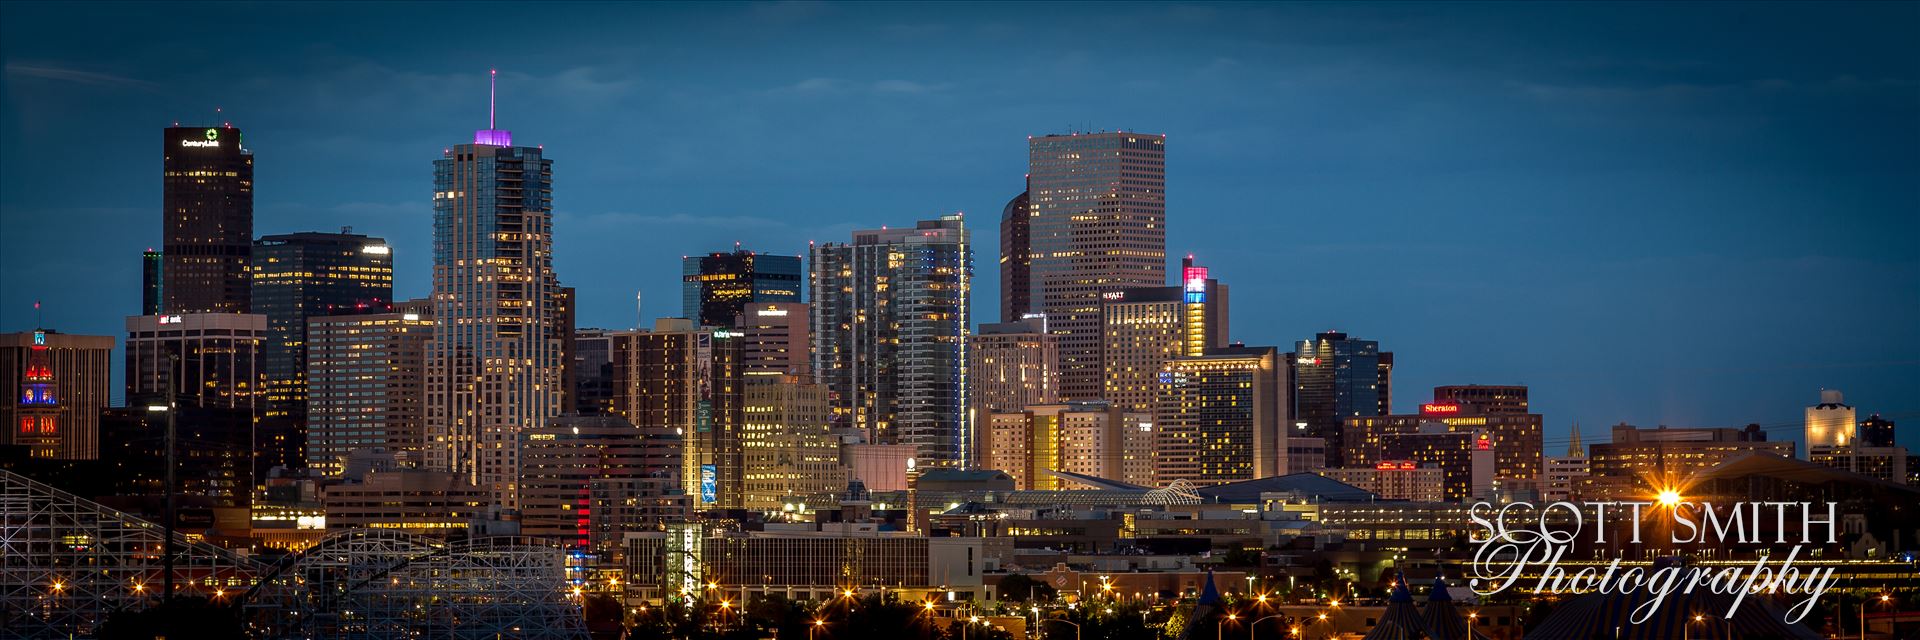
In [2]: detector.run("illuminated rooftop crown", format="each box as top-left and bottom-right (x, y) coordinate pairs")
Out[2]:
(474, 69), (512, 146)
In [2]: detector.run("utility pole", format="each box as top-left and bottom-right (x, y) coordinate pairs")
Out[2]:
(163, 352), (178, 604)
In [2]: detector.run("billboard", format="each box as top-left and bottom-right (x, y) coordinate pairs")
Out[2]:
(700, 464), (717, 504)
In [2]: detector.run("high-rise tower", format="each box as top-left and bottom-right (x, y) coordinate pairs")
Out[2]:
(681, 247), (802, 328)
(163, 125), (253, 314)
(811, 215), (973, 467)
(252, 231), (394, 470)
(1027, 132), (1166, 400)
(424, 71), (565, 507)
(998, 186), (1032, 323)
(1288, 331), (1393, 468)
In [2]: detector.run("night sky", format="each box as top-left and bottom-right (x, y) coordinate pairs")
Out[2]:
(2, 2), (1915, 453)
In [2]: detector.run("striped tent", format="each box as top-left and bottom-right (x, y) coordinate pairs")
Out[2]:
(1362, 573), (1430, 640)
(1421, 576), (1489, 640)
(1525, 586), (1821, 639)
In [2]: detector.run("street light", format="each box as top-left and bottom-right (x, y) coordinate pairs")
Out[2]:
(1862, 593), (1893, 640)
(1220, 612), (1238, 640)
(809, 619), (826, 640)
(1251, 614), (1291, 640)
(145, 367), (177, 605)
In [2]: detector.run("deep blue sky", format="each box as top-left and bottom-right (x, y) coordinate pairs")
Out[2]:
(2, 2), (1915, 452)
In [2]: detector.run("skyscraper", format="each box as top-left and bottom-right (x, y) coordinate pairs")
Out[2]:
(305, 309), (432, 475)
(571, 328), (619, 415)
(1344, 393), (1544, 486)
(519, 415), (685, 547)
(163, 125), (253, 314)
(811, 215), (973, 468)
(1027, 132), (1166, 400)
(681, 247), (802, 328)
(1156, 345), (1289, 485)
(252, 231), (395, 469)
(141, 249), (163, 316)
(999, 186), (1031, 323)
(741, 375), (844, 511)
(1288, 331), (1393, 469)
(967, 317), (1057, 465)
(424, 74), (565, 507)
(986, 401), (1154, 490)
(610, 319), (745, 508)
(1804, 389), (1855, 449)
(124, 313), (266, 413)
(735, 302), (811, 378)
(1, 330), (113, 460)
(1860, 414), (1897, 448)
(1100, 255), (1228, 415)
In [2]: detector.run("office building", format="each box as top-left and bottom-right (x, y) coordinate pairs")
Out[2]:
(681, 247), (802, 328)
(1805, 389), (1856, 449)
(1027, 132), (1167, 401)
(163, 125), (254, 314)
(1290, 332), (1393, 469)
(304, 309), (433, 475)
(1319, 463), (1446, 502)
(98, 403), (255, 509)
(424, 91), (566, 507)
(1432, 385), (1528, 415)
(1287, 437), (1328, 474)
(735, 302), (810, 378)
(1, 330), (113, 460)
(968, 317), (1057, 464)
(1100, 255), (1228, 415)
(124, 313), (266, 413)
(1346, 390), (1544, 484)
(1808, 444), (1910, 485)
(141, 249), (164, 316)
(985, 401), (1153, 490)
(322, 469), (489, 535)
(840, 442), (917, 492)
(741, 376), (844, 511)
(519, 415), (685, 547)
(1542, 424), (1589, 502)
(253, 231), (394, 471)
(571, 328), (618, 415)
(1860, 414), (1897, 448)
(999, 186), (1031, 322)
(1156, 345), (1289, 485)
(1357, 423), (1496, 502)
(810, 215), (973, 467)
(626, 530), (987, 604)
(611, 319), (744, 508)
(1582, 424), (1793, 500)
(557, 285), (577, 413)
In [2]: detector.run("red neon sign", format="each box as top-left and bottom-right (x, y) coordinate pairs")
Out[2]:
(1421, 403), (1461, 415)
(1475, 434), (1491, 451)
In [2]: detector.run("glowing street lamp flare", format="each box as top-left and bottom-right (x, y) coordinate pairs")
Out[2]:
(1658, 489), (1681, 506)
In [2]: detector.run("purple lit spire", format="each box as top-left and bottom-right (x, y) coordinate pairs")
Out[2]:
(474, 68), (513, 146)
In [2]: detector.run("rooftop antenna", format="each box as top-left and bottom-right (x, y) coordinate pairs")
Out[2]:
(635, 290), (643, 330)
(489, 69), (497, 129)
(34, 300), (42, 328)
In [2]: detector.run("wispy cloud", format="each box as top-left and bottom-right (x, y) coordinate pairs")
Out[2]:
(768, 77), (952, 96)
(4, 62), (157, 90)
(561, 211), (790, 228)
(748, 0), (830, 23)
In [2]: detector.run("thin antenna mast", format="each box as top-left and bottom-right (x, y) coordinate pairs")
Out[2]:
(489, 69), (497, 129)
(635, 291), (643, 330)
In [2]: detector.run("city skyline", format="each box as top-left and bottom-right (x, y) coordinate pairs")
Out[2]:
(2, 2), (1916, 454)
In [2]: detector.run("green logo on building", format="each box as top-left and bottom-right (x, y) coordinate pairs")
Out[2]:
(205, 128), (218, 141)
